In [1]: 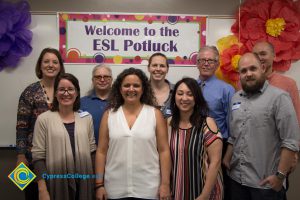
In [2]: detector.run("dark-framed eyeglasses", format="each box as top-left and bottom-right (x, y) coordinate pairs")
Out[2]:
(57, 88), (76, 95)
(197, 58), (217, 65)
(93, 75), (112, 81)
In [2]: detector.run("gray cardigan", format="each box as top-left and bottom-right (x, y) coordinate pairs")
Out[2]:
(32, 111), (96, 200)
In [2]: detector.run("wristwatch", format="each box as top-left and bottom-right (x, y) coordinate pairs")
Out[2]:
(275, 171), (286, 180)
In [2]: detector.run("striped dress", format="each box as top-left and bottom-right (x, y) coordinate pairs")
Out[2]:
(169, 123), (223, 200)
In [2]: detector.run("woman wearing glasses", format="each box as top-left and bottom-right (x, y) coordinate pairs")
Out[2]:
(32, 73), (96, 200)
(148, 53), (173, 118)
(80, 64), (112, 145)
(16, 48), (65, 200)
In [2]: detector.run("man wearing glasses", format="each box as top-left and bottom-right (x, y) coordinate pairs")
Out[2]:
(197, 45), (235, 200)
(80, 64), (112, 145)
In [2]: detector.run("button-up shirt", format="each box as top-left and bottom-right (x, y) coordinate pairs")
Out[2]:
(198, 75), (235, 139)
(228, 81), (299, 189)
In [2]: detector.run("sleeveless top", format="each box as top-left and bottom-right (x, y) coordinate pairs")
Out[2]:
(105, 104), (160, 199)
(169, 122), (223, 200)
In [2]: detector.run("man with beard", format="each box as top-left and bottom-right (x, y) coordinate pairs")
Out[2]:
(223, 53), (299, 200)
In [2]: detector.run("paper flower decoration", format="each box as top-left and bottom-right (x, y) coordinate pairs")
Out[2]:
(231, 0), (300, 71)
(0, 0), (32, 71)
(216, 35), (247, 89)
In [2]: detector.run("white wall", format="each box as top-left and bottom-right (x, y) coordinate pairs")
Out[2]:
(0, 14), (299, 146)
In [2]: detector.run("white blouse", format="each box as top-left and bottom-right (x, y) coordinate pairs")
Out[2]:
(105, 104), (160, 199)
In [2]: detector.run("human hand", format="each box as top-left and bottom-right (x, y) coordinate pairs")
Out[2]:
(39, 189), (50, 200)
(195, 194), (209, 200)
(16, 154), (28, 166)
(159, 183), (171, 200)
(222, 156), (231, 170)
(260, 175), (283, 191)
(95, 187), (107, 200)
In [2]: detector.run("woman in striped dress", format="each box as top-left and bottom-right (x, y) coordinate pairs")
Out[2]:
(168, 78), (223, 200)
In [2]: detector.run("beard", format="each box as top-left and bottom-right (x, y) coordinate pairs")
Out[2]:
(241, 76), (266, 94)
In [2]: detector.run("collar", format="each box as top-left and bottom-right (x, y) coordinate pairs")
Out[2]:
(90, 90), (108, 101)
(197, 75), (217, 85)
(240, 80), (269, 97)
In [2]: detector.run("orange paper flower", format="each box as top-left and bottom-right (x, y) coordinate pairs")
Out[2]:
(219, 45), (247, 89)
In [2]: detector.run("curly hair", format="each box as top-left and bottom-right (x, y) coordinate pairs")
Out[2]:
(108, 67), (157, 111)
(170, 77), (209, 129)
(51, 73), (81, 112)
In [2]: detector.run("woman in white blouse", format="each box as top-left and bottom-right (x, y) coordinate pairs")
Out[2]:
(95, 68), (171, 200)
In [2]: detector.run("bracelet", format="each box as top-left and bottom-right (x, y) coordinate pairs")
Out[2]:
(94, 184), (104, 191)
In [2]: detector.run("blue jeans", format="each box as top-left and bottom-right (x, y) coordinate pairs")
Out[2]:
(229, 178), (285, 200)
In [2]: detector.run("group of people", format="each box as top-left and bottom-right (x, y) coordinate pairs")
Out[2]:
(15, 41), (300, 200)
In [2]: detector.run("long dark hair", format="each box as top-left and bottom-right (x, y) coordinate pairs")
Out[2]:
(108, 67), (156, 111)
(51, 73), (80, 112)
(35, 48), (65, 79)
(170, 77), (209, 129)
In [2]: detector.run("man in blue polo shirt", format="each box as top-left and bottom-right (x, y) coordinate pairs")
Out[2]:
(197, 46), (235, 143)
(197, 45), (235, 200)
(80, 64), (112, 145)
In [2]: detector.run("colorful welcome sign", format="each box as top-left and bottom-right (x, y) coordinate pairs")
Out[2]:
(58, 13), (206, 65)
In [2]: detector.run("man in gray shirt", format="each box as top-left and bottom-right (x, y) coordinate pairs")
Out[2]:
(223, 52), (299, 200)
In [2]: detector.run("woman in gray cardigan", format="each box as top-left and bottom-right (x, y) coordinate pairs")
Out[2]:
(32, 73), (96, 200)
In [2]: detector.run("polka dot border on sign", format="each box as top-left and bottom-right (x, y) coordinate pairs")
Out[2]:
(60, 27), (66, 35)
(94, 53), (106, 63)
(135, 15), (144, 20)
(134, 56), (141, 62)
(167, 59), (175, 65)
(82, 16), (89, 22)
(175, 56), (182, 63)
(67, 48), (81, 60)
(141, 60), (148, 65)
(113, 55), (123, 64)
(167, 16), (179, 25)
(62, 14), (68, 21)
(189, 52), (198, 65)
